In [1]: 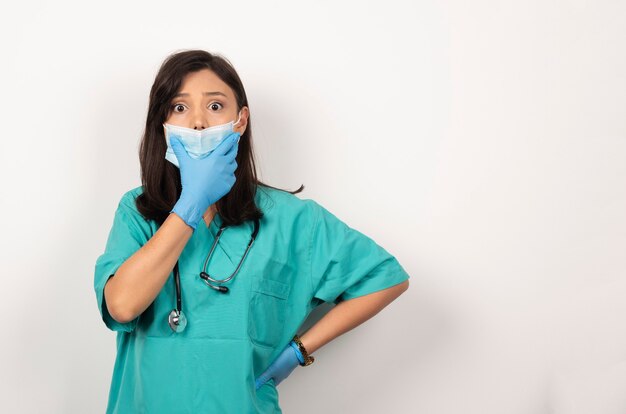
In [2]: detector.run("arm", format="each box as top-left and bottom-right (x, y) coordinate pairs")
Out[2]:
(104, 212), (195, 323)
(254, 279), (409, 390)
(299, 279), (409, 354)
(101, 134), (239, 326)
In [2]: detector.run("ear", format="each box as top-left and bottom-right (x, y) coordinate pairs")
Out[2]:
(234, 106), (249, 135)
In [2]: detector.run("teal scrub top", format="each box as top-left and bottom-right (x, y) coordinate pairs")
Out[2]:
(94, 184), (410, 413)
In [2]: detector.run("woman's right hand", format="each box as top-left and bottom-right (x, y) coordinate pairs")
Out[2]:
(169, 132), (240, 229)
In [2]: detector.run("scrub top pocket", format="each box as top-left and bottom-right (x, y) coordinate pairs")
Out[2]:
(248, 275), (291, 348)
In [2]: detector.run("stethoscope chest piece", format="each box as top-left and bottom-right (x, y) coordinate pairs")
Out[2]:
(168, 309), (187, 333)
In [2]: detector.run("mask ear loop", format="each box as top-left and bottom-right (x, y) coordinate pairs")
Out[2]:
(232, 112), (243, 145)
(232, 112), (242, 128)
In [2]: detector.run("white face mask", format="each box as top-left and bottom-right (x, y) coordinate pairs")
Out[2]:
(163, 112), (242, 168)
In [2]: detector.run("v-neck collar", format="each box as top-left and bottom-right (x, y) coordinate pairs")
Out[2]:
(198, 211), (259, 268)
(194, 212), (236, 265)
(203, 212), (222, 236)
(195, 192), (264, 268)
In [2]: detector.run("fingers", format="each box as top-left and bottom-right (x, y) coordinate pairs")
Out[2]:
(169, 136), (190, 160)
(255, 373), (270, 390)
(221, 136), (240, 171)
(225, 157), (238, 174)
(212, 132), (241, 157)
(222, 137), (240, 160)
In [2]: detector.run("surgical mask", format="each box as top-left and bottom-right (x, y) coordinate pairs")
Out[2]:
(163, 112), (242, 168)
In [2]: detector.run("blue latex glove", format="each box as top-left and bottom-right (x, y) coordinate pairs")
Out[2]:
(255, 341), (305, 390)
(169, 132), (240, 229)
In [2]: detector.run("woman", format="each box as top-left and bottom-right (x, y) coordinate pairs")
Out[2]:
(94, 49), (410, 413)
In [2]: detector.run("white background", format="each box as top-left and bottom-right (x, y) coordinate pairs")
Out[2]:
(1, 1), (625, 413)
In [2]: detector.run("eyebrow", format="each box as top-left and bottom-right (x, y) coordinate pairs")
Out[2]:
(173, 91), (227, 98)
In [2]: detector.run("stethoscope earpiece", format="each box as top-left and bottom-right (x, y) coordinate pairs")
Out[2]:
(200, 271), (231, 293)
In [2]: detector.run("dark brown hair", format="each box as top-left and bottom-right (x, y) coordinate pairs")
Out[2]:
(136, 49), (303, 226)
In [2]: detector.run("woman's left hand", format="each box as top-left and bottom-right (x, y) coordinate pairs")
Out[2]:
(255, 341), (303, 390)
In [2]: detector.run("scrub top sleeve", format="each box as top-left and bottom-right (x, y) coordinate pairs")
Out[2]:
(308, 200), (410, 305)
(94, 193), (151, 332)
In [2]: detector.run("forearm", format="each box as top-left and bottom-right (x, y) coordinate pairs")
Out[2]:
(104, 212), (193, 323)
(299, 280), (409, 354)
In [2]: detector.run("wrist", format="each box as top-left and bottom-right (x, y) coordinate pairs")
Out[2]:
(171, 196), (204, 230)
(289, 341), (305, 365)
(291, 335), (315, 366)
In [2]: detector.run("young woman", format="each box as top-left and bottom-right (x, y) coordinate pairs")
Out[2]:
(94, 49), (410, 413)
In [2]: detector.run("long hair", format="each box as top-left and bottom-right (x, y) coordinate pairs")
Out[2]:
(136, 49), (303, 226)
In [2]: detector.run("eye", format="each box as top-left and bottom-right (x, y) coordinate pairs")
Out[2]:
(209, 102), (223, 111)
(171, 103), (186, 113)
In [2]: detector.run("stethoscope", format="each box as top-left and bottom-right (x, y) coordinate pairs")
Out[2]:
(168, 217), (260, 333)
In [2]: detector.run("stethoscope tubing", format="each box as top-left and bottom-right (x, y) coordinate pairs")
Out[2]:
(169, 218), (260, 332)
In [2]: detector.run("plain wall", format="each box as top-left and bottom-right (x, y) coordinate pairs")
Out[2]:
(1, 1), (625, 413)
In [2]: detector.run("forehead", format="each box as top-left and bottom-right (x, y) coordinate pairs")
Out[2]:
(177, 68), (234, 99)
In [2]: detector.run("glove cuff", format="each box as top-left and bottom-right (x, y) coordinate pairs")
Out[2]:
(290, 335), (315, 366)
(289, 341), (305, 365)
(171, 196), (204, 230)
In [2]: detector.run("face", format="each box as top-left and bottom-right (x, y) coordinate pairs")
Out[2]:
(164, 68), (249, 134)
